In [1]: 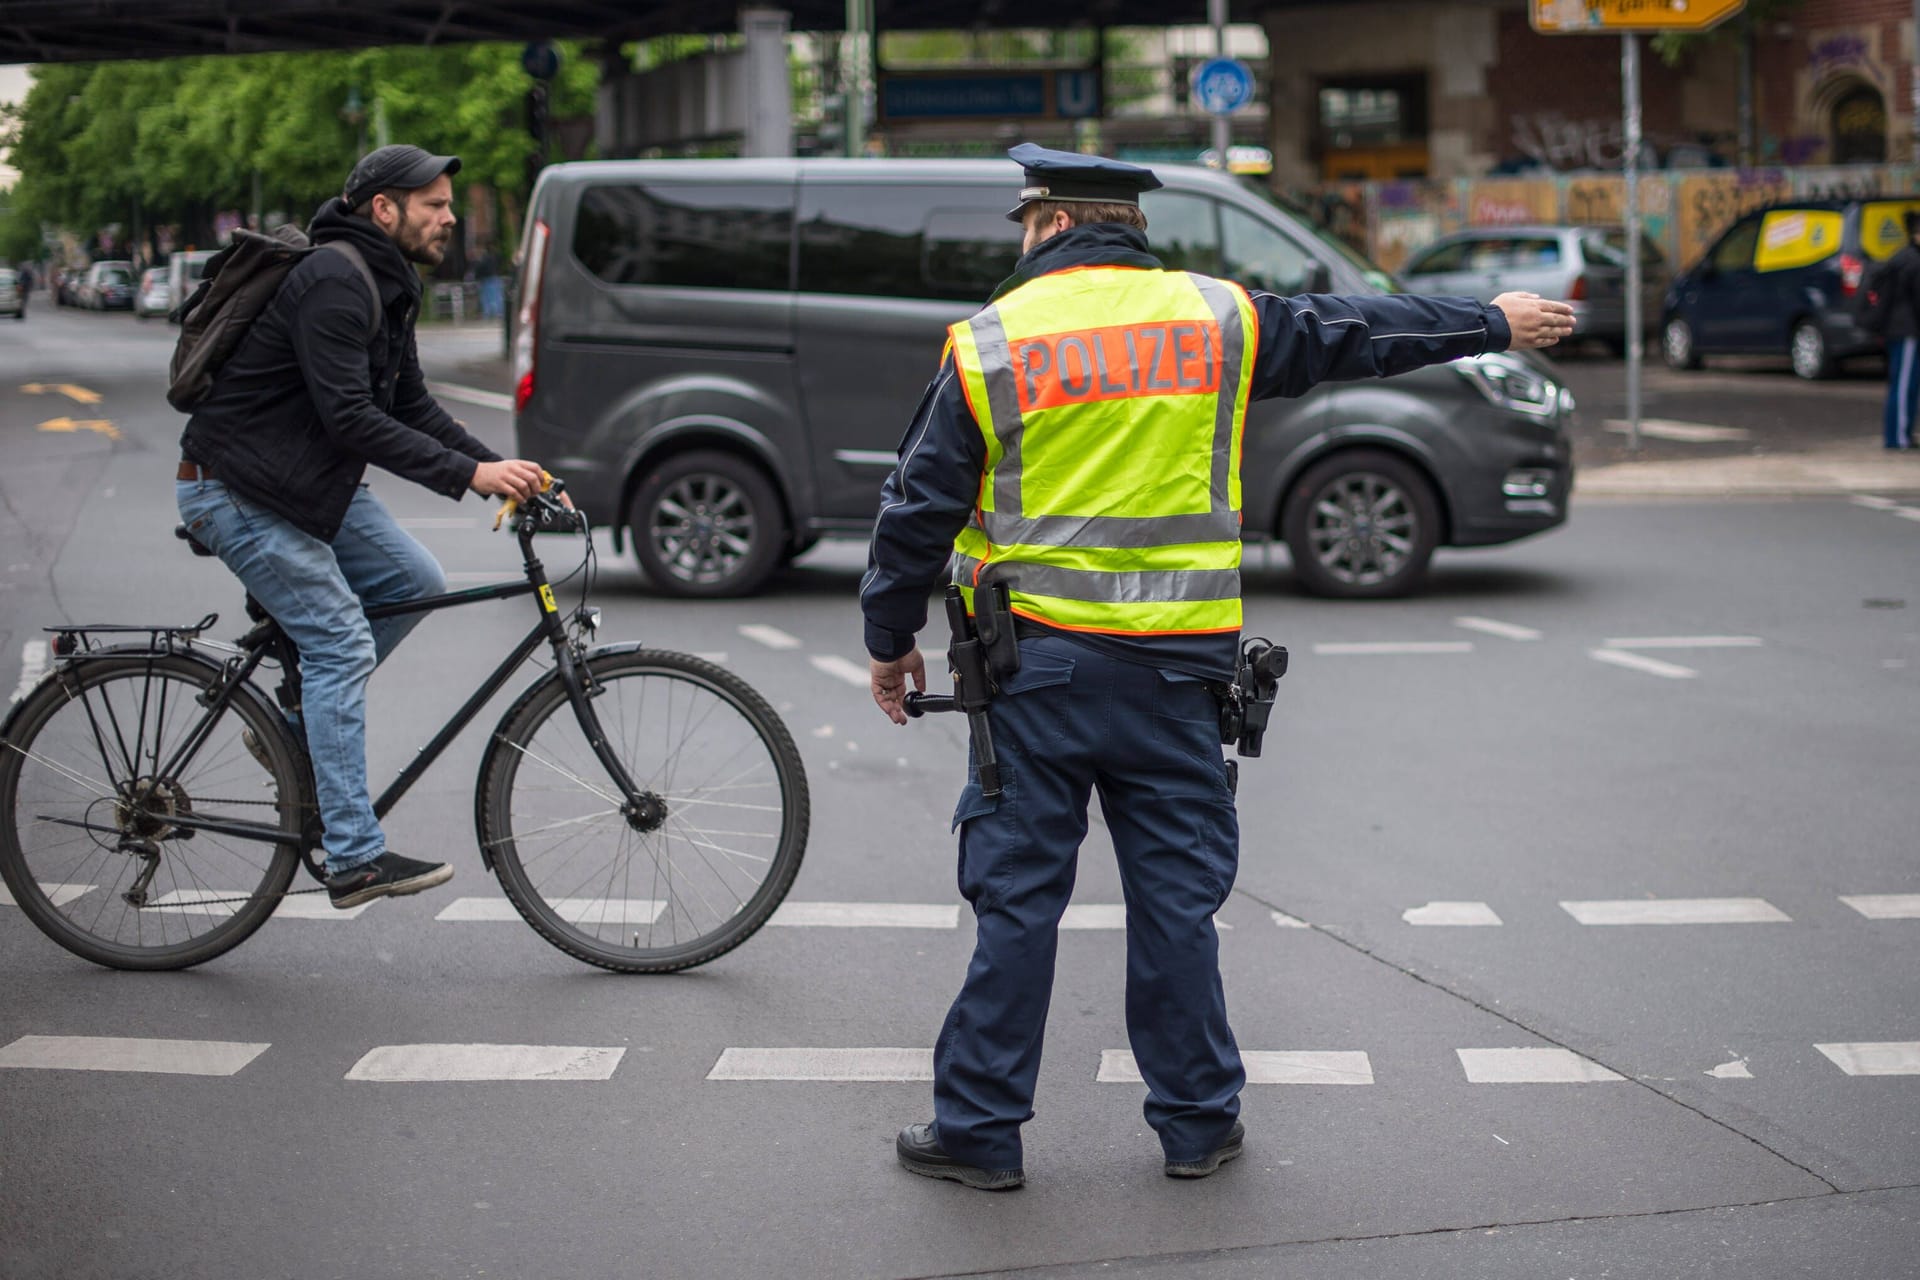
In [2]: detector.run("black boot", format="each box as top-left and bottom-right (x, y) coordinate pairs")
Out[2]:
(896, 1123), (1024, 1191)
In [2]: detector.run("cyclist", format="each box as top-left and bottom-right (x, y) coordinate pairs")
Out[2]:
(176, 144), (552, 909)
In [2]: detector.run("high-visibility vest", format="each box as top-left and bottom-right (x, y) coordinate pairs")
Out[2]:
(947, 265), (1257, 636)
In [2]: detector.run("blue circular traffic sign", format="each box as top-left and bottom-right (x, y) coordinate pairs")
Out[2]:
(1191, 58), (1254, 115)
(522, 41), (561, 82)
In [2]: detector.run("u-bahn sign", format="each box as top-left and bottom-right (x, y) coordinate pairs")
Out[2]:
(1531, 0), (1746, 34)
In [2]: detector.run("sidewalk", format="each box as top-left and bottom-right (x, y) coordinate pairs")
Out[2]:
(1577, 440), (1920, 499)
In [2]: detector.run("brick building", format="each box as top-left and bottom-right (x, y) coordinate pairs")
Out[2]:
(1261, 0), (1919, 184)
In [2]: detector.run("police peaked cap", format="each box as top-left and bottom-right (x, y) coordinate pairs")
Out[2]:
(1005, 142), (1163, 222)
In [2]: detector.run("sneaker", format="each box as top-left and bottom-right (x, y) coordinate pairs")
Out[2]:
(1164, 1120), (1245, 1179)
(895, 1123), (1024, 1191)
(325, 852), (454, 910)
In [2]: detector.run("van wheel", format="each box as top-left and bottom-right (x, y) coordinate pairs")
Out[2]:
(629, 451), (784, 598)
(1282, 450), (1439, 599)
(1662, 317), (1701, 370)
(1790, 319), (1833, 380)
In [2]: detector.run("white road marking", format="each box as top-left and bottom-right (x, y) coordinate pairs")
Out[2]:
(434, 897), (665, 923)
(1457, 1047), (1624, 1083)
(1602, 636), (1764, 650)
(395, 517), (480, 530)
(1840, 894), (1920, 919)
(767, 902), (958, 929)
(1453, 617), (1541, 641)
(1589, 649), (1697, 679)
(1894, 508), (1920, 523)
(1099, 1049), (1373, 1085)
(1850, 496), (1898, 510)
(426, 381), (514, 412)
(706, 1047), (934, 1082)
(1312, 642), (1474, 656)
(346, 1044), (624, 1082)
(1602, 418), (1750, 443)
(11, 639), (48, 703)
(738, 624), (802, 650)
(1560, 898), (1791, 925)
(692, 652), (729, 665)
(1055, 905), (1231, 930)
(1271, 910), (1309, 928)
(1402, 901), (1503, 926)
(0, 1035), (269, 1076)
(1707, 1059), (1753, 1079)
(144, 889), (369, 920)
(1814, 1042), (1920, 1076)
(810, 655), (872, 687)
(0, 881), (95, 908)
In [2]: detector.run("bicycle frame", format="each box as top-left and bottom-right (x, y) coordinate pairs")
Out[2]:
(37, 510), (647, 860)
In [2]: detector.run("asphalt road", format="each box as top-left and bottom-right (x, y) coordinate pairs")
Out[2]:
(1, 307), (1916, 1279)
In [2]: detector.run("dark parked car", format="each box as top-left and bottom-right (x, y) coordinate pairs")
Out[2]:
(513, 159), (1573, 599)
(1662, 196), (1920, 379)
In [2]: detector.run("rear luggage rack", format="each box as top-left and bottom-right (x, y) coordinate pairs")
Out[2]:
(47, 613), (220, 657)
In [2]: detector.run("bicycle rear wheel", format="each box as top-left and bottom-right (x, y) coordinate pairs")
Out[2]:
(479, 649), (808, 972)
(0, 652), (306, 970)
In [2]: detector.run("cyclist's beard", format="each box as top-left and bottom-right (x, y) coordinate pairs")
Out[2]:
(396, 216), (452, 267)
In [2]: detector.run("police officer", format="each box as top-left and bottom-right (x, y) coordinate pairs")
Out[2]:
(864, 144), (1574, 1191)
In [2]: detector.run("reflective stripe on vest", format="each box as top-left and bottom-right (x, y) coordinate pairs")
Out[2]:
(948, 266), (1256, 636)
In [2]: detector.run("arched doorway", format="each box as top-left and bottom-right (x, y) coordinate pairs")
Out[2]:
(1830, 83), (1887, 164)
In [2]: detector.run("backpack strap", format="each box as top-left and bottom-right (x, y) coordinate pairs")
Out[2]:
(321, 241), (383, 339)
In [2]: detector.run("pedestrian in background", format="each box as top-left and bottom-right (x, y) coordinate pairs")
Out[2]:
(863, 143), (1576, 1191)
(1870, 210), (1920, 450)
(474, 248), (504, 320)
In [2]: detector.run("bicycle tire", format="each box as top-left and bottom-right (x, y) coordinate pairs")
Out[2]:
(0, 652), (306, 970)
(479, 648), (808, 973)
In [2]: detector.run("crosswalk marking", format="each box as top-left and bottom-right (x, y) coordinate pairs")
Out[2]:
(1099, 1050), (1373, 1085)
(1453, 617), (1542, 641)
(1457, 1047), (1624, 1083)
(1589, 648), (1697, 679)
(1839, 894), (1920, 920)
(1560, 898), (1790, 925)
(707, 1047), (934, 1082)
(0, 1035), (269, 1076)
(0, 881), (96, 908)
(434, 897), (664, 923)
(738, 624), (802, 650)
(767, 902), (959, 929)
(346, 1044), (625, 1082)
(1814, 1042), (1920, 1076)
(1402, 901), (1502, 926)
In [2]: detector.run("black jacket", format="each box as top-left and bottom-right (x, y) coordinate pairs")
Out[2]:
(1871, 244), (1920, 341)
(859, 223), (1513, 680)
(181, 199), (500, 541)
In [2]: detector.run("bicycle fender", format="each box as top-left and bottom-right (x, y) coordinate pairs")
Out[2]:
(0, 642), (223, 744)
(472, 641), (652, 873)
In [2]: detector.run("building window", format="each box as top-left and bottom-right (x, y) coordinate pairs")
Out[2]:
(1316, 74), (1427, 153)
(1830, 84), (1887, 165)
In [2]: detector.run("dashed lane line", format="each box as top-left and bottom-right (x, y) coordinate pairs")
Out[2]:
(10, 639), (48, 703)
(1312, 642), (1474, 656)
(768, 901), (959, 928)
(1589, 648), (1697, 679)
(1453, 617), (1542, 641)
(346, 1043), (625, 1082)
(1840, 894), (1920, 919)
(144, 889), (370, 920)
(1560, 898), (1791, 925)
(1602, 636), (1765, 650)
(0, 881), (95, 908)
(1814, 1042), (1920, 1076)
(809, 654), (872, 688)
(707, 1047), (933, 1082)
(0, 1035), (268, 1076)
(1099, 1049), (1373, 1085)
(1402, 901), (1503, 926)
(739, 624), (803, 650)
(434, 897), (665, 923)
(425, 381), (514, 413)
(1457, 1047), (1625, 1084)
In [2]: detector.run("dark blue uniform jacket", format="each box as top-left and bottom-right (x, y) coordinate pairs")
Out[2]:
(860, 223), (1513, 680)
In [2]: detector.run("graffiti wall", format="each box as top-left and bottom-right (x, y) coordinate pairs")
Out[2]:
(1347, 165), (1920, 275)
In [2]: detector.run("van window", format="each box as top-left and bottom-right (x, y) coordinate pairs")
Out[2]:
(1140, 192), (1220, 275)
(796, 185), (1020, 302)
(573, 183), (792, 291)
(1862, 201), (1920, 260)
(1710, 218), (1761, 273)
(1584, 229), (1664, 270)
(1221, 204), (1314, 293)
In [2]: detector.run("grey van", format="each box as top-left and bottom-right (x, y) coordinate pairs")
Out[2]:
(512, 159), (1572, 599)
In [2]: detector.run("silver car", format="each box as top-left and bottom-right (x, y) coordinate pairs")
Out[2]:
(1399, 225), (1664, 355)
(0, 269), (21, 320)
(135, 267), (171, 320)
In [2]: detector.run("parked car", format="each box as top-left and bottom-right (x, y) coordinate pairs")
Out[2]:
(52, 267), (80, 307)
(134, 267), (171, 319)
(79, 261), (135, 310)
(512, 159), (1573, 599)
(1661, 196), (1920, 379)
(1399, 225), (1664, 355)
(168, 249), (216, 320)
(0, 269), (23, 320)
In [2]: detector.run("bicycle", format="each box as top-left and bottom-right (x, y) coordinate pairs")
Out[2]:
(0, 481), (809, 973)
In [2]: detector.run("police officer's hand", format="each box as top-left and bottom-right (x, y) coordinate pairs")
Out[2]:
(871, 648), (927, 726)
(471, 458), (547, 502)
(1491, 292), (1578, 350)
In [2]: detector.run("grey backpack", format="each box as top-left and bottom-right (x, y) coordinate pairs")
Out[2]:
(167, 226), (379, 412)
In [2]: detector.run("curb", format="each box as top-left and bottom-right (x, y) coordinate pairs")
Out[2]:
(1573, 449), (1920, 499)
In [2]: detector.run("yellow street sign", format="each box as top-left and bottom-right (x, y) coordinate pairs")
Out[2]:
(37, 416), (121, 441)
(1531, 0), (1746, 34)
(21, 382), (104, 405)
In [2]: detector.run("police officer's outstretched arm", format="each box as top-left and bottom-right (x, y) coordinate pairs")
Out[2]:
(861, 355), (986, 724)
(1245, 288), (1575, 400)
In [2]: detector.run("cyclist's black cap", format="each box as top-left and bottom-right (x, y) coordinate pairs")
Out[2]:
(344, 145), (462, 208)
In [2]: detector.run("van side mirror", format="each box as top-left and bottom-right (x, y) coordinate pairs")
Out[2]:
(1303, 258), (1333, 294)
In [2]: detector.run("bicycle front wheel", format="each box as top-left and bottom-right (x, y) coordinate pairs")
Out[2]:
(0, 653), (306, 970)
(479, 649), (808, 973)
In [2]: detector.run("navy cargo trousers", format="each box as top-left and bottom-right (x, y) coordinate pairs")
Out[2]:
(932, 634), (1246, 1172)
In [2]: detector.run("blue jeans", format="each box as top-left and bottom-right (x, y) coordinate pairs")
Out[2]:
(176, 479), (446, 874)
(1886, 337), (1918, 449)
(934, 636), (1245, 1171)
